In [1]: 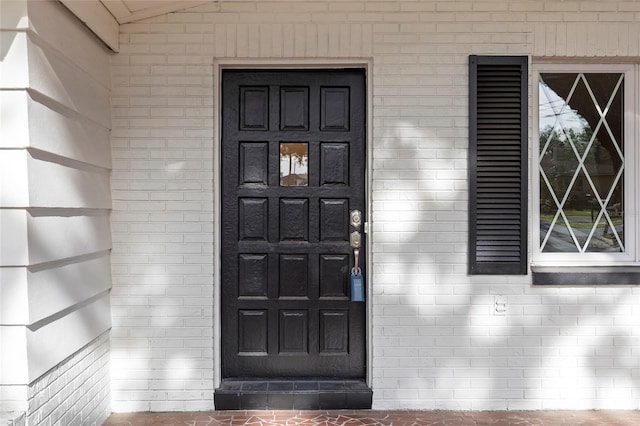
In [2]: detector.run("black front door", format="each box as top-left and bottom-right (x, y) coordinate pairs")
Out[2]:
(221, 69), (366, 379)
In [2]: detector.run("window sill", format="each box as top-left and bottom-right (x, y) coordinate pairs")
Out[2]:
(531, 266), (640, 285)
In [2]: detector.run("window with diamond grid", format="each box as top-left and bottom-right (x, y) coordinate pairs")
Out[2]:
(534, 64), (637, 265)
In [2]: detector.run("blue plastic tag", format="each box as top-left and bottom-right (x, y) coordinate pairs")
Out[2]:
(350, 267), (365, 302)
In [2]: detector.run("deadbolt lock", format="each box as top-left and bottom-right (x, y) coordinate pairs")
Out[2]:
(350, 210), (362, 228)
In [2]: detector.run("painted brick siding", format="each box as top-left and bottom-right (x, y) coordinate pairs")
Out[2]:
(110, 13), (216, 411)
(27, 333), (110, 426)
(110, 0), (640, 411)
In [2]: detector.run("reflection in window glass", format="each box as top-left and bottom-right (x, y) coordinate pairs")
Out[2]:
(280, 143), (308, 186)
(538, 73), (624, 253)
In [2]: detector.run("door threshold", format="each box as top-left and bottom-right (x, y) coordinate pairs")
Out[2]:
(214, 378), (372, 410)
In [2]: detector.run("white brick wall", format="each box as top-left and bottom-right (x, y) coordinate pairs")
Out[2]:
(110, 18), (215, 410)
(27, 333), (110, 426)
(111, 0), (640, 411)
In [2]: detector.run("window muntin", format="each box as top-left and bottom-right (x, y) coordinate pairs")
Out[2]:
(534, 65), (636, 265)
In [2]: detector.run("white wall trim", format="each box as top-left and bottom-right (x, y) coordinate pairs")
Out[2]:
(212, 58), (374, 389)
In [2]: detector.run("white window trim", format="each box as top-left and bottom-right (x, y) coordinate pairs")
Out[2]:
(532, 63), (637, 266)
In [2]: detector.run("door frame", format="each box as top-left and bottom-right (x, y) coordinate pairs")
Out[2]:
(213, 58), (373, 388)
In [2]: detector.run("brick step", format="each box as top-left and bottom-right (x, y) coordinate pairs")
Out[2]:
(214, 379), (372, 410)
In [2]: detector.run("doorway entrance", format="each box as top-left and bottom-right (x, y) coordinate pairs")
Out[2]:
(216, 69), (370, 409)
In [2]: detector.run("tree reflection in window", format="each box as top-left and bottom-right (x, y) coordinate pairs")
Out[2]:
(280, 143), (309, 186)
(539, 73), (624, 253)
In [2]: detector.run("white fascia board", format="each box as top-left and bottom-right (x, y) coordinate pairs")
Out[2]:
(59, 0), (119, 52)
(109, 1), (212, 24)
(100, 0), (130, 22)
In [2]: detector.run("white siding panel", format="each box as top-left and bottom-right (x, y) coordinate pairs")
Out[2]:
(0, 31), (29, 88)
(28, 154), (111, 209)
(0, 150), (28, 207)
(28, 0), (111, 88)
(0, 267), (28, 324)
(27, 214), (112, 265)
(0, 91), (111, 168)
(0, 210), (28, 266)
(27, 254), (112, 324)
(0, 0), (113, 421)
(29, 94), (111, 169)
(0, 325), (28, 384)
(27, 34), (111, 128)
(26, 294), (111, 382)
(0, 91), (29, 148)
(0, 256), (111, 325)
(1, 151), (111, 209)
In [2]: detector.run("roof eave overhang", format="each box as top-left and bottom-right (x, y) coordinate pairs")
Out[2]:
(59, 0), (215, 53)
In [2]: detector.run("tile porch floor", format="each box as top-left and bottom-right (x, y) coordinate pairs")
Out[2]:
(103, 410), (640, 425)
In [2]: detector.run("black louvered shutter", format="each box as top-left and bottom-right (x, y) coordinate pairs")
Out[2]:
(469, 55), (528, 275)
